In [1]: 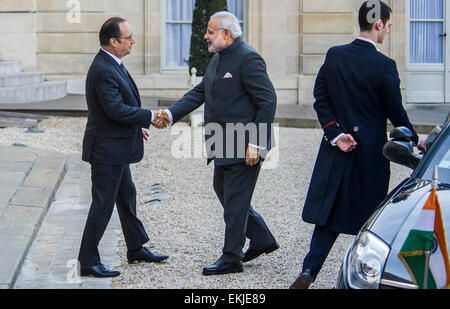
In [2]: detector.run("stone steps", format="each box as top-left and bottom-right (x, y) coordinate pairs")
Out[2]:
(0, 61), (67, 103)
(0, 62), (21, 74)
(13, 154), (119, 289)
(0, 72), (43, 87)
(0, 81), (67, 103)
(0, 146), (67, 289)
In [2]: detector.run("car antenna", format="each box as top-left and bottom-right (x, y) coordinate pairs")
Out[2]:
(432, 165), (439, 189)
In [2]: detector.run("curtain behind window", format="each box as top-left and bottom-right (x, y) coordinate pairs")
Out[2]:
(165, 0), (244, 67)
(410, 0), (444, 64)
(166, 0), (195, 67)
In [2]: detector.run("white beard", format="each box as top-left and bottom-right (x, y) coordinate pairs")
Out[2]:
(207, 37), (227, 53)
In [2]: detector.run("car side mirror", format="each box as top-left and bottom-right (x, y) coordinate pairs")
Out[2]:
(383, 140), (421, 170)
(383, 127), (421, 170)
(389, 126), (415, 142)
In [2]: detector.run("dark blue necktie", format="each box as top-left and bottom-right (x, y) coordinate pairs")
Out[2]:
(120, 62), (127, 74)
(120, 62), (137, 94)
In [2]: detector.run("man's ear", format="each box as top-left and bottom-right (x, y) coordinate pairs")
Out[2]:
(374, 20), (383, 31)
(223, 29), (231, 39)
(109, 37), (118, 47)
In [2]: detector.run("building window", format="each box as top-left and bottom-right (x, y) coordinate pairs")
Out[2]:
(409, 0), (444, 64)
(163, 0), (246, 70)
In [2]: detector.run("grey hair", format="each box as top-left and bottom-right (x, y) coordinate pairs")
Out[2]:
(210, 11), (243, 39)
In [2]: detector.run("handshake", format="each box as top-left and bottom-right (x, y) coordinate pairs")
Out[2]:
(151, 109), (171, 129)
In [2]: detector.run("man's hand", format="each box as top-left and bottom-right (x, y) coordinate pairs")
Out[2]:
(418, 139), (427, 154)
(142, 129), (149, 141)
(152, 109), (170, 129)
(245, 145), (260, 166)
(336, 134), (357, 153)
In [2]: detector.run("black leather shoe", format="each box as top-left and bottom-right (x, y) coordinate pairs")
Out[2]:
(127, 246), (169, 264)
(289, 269), (315, 289)
(202, 259), (243, 276)
(80, 264), (120, 278)
(243, 242), (279, 262)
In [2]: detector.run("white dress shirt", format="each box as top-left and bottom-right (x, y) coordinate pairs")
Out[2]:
(101, 48), (122, 65)
(356, 36), (379, 50)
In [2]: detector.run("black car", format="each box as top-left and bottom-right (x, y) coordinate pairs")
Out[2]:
(336, 116), (450, 289)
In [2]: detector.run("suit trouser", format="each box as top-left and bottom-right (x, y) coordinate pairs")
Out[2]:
(78, 163), (149, 267)
(213, 161), (276, 263)
(302, 224), (339, 278)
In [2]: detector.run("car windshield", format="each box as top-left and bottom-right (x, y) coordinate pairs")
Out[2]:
(415, 125), (450, 185)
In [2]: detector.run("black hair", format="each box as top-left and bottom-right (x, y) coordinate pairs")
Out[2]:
(99, 17), (127, 46)
(358, 1), (392, 32)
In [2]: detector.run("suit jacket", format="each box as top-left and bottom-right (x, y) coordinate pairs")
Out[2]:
(302, 39), (417, 235)
(168, 38), (277, 166)
(82, 49), (152, 165)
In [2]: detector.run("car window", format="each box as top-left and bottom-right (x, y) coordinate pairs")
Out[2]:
(416, 126), (450, 185)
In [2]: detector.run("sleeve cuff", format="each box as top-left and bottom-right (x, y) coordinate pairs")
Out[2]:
(248, 143), (266, 150)
(165, 109), (174, 125)
(331, 133), (345, 147)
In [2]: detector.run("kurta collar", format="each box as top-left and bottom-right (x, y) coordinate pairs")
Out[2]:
(219, 37), (242, 56)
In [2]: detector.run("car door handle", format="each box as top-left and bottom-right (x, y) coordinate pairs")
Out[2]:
(440, 33), (447, 37)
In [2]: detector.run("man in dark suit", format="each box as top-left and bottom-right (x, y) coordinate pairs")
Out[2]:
(290, 1), (425, 289)
(78, 17), (168, 278)
(155, 11), (279, 276)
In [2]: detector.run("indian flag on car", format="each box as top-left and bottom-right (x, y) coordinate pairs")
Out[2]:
(398, 186), (450, 289)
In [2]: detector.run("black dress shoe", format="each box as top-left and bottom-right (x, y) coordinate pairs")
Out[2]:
(243, 242), (279, 262)
(202, 259), (243, 276)
(80, 264), (121, 278)
(127, 246), (169, 264)
(289, 269), (315, 289)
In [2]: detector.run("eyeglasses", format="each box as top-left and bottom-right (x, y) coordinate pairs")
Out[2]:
(118, 33), (134, 41)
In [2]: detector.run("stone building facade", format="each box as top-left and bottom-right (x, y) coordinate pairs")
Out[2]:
(0, 0), (445, 105)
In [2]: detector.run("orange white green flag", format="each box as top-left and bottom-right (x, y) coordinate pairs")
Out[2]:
(398, 183), (450, 289)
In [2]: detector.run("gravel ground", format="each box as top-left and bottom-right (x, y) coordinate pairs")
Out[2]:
(0, 117), (415, 289)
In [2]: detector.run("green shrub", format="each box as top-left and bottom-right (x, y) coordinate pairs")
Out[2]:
(188, 0), (228, 76)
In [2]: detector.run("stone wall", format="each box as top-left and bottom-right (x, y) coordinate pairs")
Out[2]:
(137, 0), (302, 104)
(0, 0), (37, 72)
(247, 0), (301, 105)
(0, 0), (405, 105)
(299, 0), (396, 105)
(36, 0), (145, 87)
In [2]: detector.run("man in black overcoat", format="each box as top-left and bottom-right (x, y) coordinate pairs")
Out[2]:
(290, 1), (424, 288)
(155, 11), (279, 276)
(78, 18), (168, 278)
